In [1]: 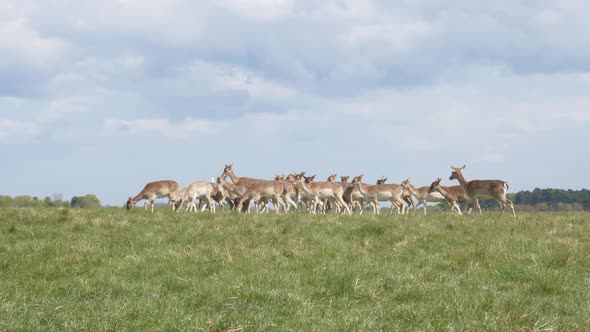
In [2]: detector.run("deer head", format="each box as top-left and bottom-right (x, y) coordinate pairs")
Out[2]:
(449, 165), (466, 181)
(351, 174), (364, 184)
(340, 175), (349, 183)
(428, 178), (442, 193)
(221, 163), (234, 179)
(304, 174), (316, 183)
(126, 196), (135, 210)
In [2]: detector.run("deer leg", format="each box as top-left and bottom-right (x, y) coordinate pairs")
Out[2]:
(475, 199), (482, 215)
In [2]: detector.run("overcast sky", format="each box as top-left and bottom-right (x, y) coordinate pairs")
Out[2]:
(1, 0), (589, 205)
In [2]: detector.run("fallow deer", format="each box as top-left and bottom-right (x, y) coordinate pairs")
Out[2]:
(235, 180), (288, 213)
(221, 163), (266, 212)
(126, 180), (179, 212)
(174, 181), (216, 213)
(400, 180), (447, 215)
(449, 165), (516, 217)
(352, 176), (406, 215)
(427, 178), (462, 215)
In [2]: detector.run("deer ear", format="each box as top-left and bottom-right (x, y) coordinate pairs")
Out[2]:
(461, 165), (466, 169)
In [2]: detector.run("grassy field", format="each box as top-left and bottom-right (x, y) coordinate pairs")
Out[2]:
(1, 208), (589, 331)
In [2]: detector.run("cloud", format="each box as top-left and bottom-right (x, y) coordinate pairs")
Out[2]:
(0, 120), (40, 143)
(104, 118), (218, 139)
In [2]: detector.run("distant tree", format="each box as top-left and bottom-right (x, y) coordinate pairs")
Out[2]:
(70, 194), (102, 209)
(43, 196), (55, 207)
(0, 195), (13, 208)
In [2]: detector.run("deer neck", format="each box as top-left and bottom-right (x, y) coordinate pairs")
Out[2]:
(455, 172), (469, 189)
(131, 192), (145, 204)
(227, 170), (240, 184)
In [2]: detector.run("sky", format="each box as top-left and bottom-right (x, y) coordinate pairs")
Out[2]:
(1, 0), (589, 206)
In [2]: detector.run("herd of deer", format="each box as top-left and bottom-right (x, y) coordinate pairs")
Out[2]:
(125, 164), (516, 217)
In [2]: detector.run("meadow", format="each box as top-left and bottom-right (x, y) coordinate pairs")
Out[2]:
(1, 208), (589, 331)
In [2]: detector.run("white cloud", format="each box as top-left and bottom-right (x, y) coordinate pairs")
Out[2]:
(0, 17), (65, 71)
(217, 0), (294, 21)
(346, 21), (432, 52)
(0, 120), (40, 143)
(187, 60), (297, 101)
(104, 118), (218, 138)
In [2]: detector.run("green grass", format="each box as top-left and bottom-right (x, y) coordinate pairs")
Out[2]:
(1, 208), (589, 331)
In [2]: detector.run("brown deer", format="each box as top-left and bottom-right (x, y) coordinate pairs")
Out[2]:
(221, 163), (266, 212)
(427, 178), (462, 215)
(126, 180), (179, 212)
(174, 181), (215, 213)
(352, 175), (406, 215)
(449, 165), (516, 217)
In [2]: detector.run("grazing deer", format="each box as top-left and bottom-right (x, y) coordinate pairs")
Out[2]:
(427, 178), (463, 215)
(449, 165), (516, 217)
(126, 180), (179, 212)
(352, 176), (406, 215)
(174, 181), (216, 213)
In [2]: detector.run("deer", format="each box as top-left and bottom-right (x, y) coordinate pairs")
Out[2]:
(343, 174), (367, 214)
(216, 176), (246, 210)
(221, 163), (266, 212)
(235, 180), (288, 213)
(210, 185), (233, 212)
(400, 180), (448, 215)
(126, 180), (179, 212)
(449, 165), (516, 217)
(299, 174), (320, 212)
(323, 173), (340, 213)
(377, 177), (415, 214)
(427, 178), (463, 215)
(352, 175), (406, 215)
(174, 181), (216, 213)
(305, 176), (352, 214)
(275, 172), (310, 212)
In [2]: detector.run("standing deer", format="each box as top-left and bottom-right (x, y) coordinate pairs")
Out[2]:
(427, 178), (463, 215)
(126, 180), (179, 212)
(449, 165), (516, 217)
(174, 181), (216, 213)
(400, 180), (448, 215)
(235, 180), (288, 213)
(221, 163), (266, 212)
(352, 176), (406, 215)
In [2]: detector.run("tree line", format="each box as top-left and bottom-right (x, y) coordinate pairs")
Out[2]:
(0, 188), (589, 211)
(474, 188), (590, 211)
(0, 194), (102, 209)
